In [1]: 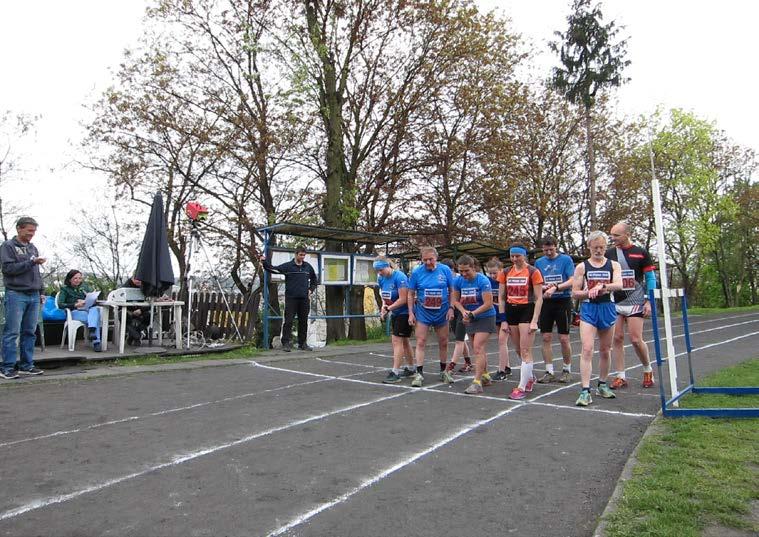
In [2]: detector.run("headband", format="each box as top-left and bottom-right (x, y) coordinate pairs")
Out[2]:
(373, 260), (390, 270)
(509, 247), (527, 256)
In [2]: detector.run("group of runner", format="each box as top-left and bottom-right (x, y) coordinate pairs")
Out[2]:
(374, 221), (657, 407)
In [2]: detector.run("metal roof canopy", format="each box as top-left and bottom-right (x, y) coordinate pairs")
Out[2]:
(398, 240), (511, 262)
(257, 222), (408, 245)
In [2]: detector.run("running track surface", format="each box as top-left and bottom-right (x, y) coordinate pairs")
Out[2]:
(1, 311), (757, 537)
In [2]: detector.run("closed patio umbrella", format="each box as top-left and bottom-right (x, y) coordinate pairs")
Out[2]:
(135, 192), (175, 344)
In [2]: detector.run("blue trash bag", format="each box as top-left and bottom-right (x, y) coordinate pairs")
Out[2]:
(42, 295), (66, 321)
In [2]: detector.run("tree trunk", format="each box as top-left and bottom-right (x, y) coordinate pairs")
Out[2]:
(584, 106), (597, 230)
(347, 286), (366, 340)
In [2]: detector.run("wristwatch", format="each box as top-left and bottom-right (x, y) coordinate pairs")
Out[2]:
(467, 312), (476, 321)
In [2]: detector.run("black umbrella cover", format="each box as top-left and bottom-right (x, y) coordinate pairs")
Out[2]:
(135, 192), (175, 297)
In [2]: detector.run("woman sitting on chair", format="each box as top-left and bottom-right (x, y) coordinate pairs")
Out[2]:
(58, 270), (102, 352)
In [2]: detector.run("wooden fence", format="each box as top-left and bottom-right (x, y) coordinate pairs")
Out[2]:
(176, 291), (259, 340)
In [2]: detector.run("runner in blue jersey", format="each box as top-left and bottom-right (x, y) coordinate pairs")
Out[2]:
(571, 231), (623, 407)
(441, 258), (472, 382)
(535, 236), (575, 384)
(374, 256), (415, 384)
(449, 255), (497, 395)
(407, 247), (455, 387)
(486, 258), (512, 381)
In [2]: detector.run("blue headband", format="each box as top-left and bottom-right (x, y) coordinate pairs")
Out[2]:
(510, 247), (527, 256)
(373, 260), (390, 270)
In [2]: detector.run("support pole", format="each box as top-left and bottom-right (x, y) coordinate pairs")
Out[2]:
(262, 230), (271, 349)
(649, 129), (679, 405)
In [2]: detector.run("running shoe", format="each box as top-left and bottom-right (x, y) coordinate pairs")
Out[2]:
(558, 370), (572, 383)
(508, 387), (527, 400)
(411, 373), (424, 387)
(492, 370), (509, 381)
(0, 369), (19, 379)
(458, 363), (474, 373)
(441, 370), (454, 384)
(642, 372), (655, 388)
(400, 368), (415, 378)
(537, 372), (556, 384)
(17, 366), (43, 376)
(525, 376), (536, 392)
(596, 383), (616, 399)
(383, 371), (401, 384)
(610, 376), (628, 390)
(481, 371), (493, 386)
(575, 390), (593, 407)
(464, 382), (483, 395)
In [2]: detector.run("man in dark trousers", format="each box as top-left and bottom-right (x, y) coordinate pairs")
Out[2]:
(260, 246), (318, 351)
(1, 217), (46, 379)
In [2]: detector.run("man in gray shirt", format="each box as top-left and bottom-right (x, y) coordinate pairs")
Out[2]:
(1, 217), (46, 379)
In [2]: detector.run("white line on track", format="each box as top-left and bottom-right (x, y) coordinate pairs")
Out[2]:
(264, 402), (526, 537)
(0, 390), (410, 522)
(0, 372), (372, 450)
(0, 316), (752, 523)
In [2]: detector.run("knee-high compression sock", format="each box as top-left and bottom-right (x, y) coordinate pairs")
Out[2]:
(519, 362), (534, 390)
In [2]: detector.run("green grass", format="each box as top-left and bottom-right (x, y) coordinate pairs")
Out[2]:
(685, 304), (759, 316)
(106, 344), (259, 368)
(605, 359), (759, 537)
(331, 322), (391, 346)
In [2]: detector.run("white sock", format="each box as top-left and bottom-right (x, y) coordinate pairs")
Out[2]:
(393, 368), (402, 375)
(563, 363), (571, 373)
(546, 363), (554, 374)
(519, 362), (533, 390)
(643, 364), (653, 373)
(616, 371), (626, 379)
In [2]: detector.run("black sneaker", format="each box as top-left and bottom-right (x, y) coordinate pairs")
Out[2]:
(0, 369), (19, 379)
(93, 341), (102, 352)
(383, 371), (402, 384)
(17, 366), (43, 376)
(492, 370), (509, 381)
(282, 343), (292, 352)
(298, 344), (313, 352)
(400, 368), (415, 378)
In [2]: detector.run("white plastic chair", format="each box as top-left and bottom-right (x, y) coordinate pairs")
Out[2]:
(57, 291), (90, 351)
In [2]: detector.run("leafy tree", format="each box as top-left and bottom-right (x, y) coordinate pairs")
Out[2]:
(550, 0), (629, 230)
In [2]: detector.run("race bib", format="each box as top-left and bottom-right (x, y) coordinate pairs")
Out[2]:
(621, 270), (636, 291)
(544, 274), (563, 287)
(587, 270), (611, 290)
(422, 288), (443, 309)
(460, 288), (478, 306)
(507, 277), (528, 298)
(380, 290), (393, 306)
(491, 288), (499, 299)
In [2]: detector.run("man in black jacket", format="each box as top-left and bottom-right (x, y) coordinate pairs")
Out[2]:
(1, 217), (46, 379)
(260, 246), (318, 351)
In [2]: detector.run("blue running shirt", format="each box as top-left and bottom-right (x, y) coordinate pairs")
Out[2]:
(377, 270), (409, 316)
(454, 273), (496, 318)
(535, 253), (575, 300)
(408, 263), (455, 325)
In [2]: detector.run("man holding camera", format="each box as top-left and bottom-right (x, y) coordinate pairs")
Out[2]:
(1, 217), (46, 379)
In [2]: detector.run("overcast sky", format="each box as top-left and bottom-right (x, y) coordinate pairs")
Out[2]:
(1, 0), (757, 255)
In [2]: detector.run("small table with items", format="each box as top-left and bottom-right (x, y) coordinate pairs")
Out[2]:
(98, 299), (184, 354)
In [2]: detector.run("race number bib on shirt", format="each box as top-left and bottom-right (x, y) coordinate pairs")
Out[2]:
(544, 274), (563, 287)
(491, 288), (499, 299)
(587, 271), (611, 290)
(621, 270), (636, 291)
(380, 290), (393, 306)
(460, 288), (478, 306)
(507, 277), (528, 298)
(422, 288), (443, 309)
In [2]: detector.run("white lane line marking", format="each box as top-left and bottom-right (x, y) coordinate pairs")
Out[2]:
(531, 329), (759, 401)
(264, 402), (526, 537)
(0, 390), (411, 522)
(0, 377), (338, 449)
(528, 401), (653, 418)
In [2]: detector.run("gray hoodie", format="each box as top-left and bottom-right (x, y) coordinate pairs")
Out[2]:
(1, 237), (43, 292)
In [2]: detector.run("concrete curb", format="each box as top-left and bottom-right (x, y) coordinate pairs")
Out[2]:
(0, 341), (393, 386)
(593, 413), (666, 536)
